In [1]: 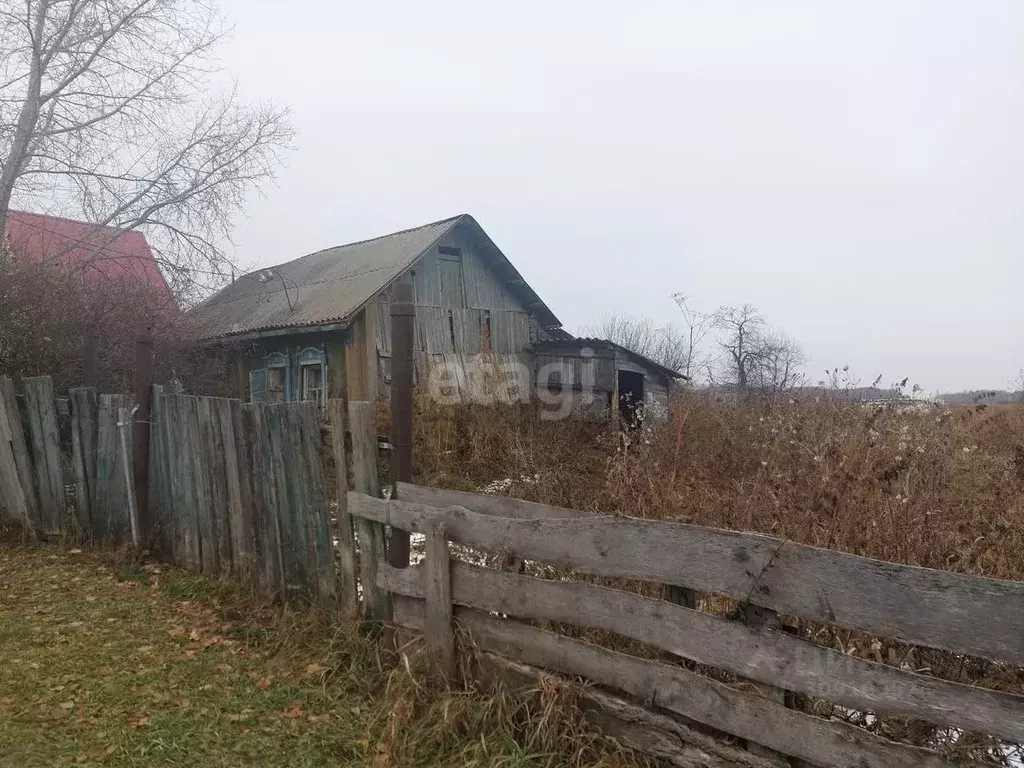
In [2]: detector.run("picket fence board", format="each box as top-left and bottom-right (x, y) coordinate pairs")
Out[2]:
(389, 598), (958, 768)
(350, 493), (1024, 664)
(0, 377), (38, 529)
(0, 379), (30, 527)
(243, 403), (283, 594)
(93, 394), (132, 542)
(147, 387), (166, 551)
(22, 376), (65, 535)
(348, 401), (389, 623)
(328, 399), (358, 620)
(68, 388), (98, 532)
(194, 398), (221, 573)
(294, 403), (335, 608)
(226, 398), (256, 581)
(379, 560), (1024, 742)
(424, 521), (455, 679)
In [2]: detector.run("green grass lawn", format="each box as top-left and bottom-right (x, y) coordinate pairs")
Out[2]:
(0, 538), (638, 768)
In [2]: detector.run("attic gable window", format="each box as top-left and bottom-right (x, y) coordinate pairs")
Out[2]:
(437, 246), (461, 260)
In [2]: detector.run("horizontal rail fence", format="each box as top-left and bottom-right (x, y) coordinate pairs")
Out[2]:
(349, 486), (1024, 768)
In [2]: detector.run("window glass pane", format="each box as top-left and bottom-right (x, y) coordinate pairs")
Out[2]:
(301, 364), (324, 406)
(249, 369), (267, 403)
(267, 368), (286, 403)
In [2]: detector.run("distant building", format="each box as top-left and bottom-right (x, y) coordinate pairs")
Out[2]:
(190, 214), (683, 413)
(4, 210), (176, 311)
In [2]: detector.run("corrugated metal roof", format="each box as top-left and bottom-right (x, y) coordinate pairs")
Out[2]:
(190, 214), (560, 340)
(190, 216), (461, 339)
(5, 210), (176, 311)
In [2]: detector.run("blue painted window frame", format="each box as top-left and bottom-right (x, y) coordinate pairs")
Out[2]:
(297, 346), (326, 407)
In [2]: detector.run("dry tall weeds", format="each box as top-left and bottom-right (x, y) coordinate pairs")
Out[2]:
(411, 392), (1024, 762)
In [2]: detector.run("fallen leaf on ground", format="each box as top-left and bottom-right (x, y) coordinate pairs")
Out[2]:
(281, 700), (303, 719)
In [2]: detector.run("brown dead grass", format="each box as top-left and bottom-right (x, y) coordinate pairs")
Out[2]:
(411, 392), (1024, 762)
(0, 538), (642, 768)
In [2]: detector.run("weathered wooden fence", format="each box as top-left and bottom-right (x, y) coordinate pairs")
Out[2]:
(149, 393), (337, 605)
(348, 486), (1024, 768)
(0, 376), (140, 542)
(0, 375), (360, 609)
(3, 371), (1024, 766)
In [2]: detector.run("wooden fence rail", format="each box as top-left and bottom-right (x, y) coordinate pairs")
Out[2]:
(349, 488), (1024, 768)
(349, 493), (1024, 664)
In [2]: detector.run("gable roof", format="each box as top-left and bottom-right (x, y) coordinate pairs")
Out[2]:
(4, 210), (175, 310)
(190, 214), (560, 341)
(534, 335), (687, 380)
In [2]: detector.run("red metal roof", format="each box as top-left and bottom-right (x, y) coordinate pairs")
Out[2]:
(4, 210), (176, 311)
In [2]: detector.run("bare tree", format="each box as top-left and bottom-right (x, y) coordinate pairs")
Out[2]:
(581, 313), (690, 373)
(748, 330), (807, 394)
(713, 304), (764, 391)
(0, 0), (293, 302)
(713, 304), (806, 395)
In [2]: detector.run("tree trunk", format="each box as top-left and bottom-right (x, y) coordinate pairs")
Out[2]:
(0, 4), (47, 233)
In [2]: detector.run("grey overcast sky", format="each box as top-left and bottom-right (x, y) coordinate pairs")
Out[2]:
(216, 0), (1023, 393)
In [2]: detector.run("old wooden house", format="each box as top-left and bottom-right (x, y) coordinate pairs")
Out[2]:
(190, 214), (682, 413)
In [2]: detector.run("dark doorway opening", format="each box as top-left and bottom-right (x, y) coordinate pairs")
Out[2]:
(617, 370), (645, 424)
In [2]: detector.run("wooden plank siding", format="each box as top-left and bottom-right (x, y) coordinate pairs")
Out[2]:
(370, 230), (539, 404)
(348, 493), (1024, 665)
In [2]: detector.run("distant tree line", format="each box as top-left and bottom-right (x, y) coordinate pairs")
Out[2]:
(584, 298), (808, 397)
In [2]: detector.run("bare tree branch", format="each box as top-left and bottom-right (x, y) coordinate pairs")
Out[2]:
(581, 312), (692, 374)
(0, 0), (294, 304)
(714, 304), (807, 396)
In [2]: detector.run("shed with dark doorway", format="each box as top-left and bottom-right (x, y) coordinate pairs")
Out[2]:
(532, 336), (685, 420)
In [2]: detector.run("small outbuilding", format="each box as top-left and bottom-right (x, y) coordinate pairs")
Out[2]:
(533, 335), (684, 420)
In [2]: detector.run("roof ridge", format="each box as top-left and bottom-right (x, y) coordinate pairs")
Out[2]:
(6, 208), (129, 235)
(255, 213), (466, 276)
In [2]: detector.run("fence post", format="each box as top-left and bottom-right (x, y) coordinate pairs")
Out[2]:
(118, 406), (141, 547)
(348, 400), (390, 626)
(425, 519), (455, 681)
(389, 280), (415, 570)
(133, 322), (154, 540)
(328, 399), (359, 620)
